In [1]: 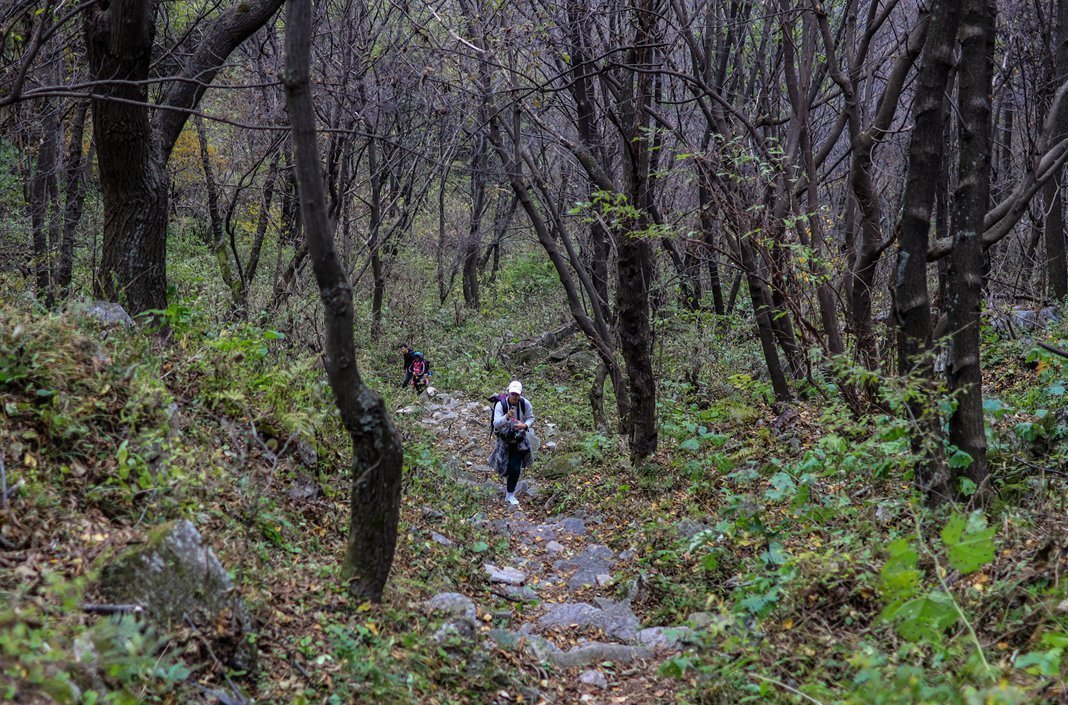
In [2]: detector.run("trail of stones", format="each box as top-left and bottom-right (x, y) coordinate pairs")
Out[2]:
(403, 393), (694, 701)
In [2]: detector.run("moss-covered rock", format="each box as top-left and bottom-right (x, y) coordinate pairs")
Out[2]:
(96, 519), (255, 672)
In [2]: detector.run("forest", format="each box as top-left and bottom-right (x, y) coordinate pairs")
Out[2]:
(1, 0), (1068, 702)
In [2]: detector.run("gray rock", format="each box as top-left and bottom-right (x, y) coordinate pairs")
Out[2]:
(485, 563), (526, 586)
(687, 612), (714, 629)
(565, 350), (601, 375)
(636, 626), (695, 653)
(556, 642), (650, 668)
(554, 517), (587, 536)
(535, 599), (640, 642)
(579, 669), (609, 689)
(424, 592), (477, 621)
(79, 301), (134, 328)
(519, 634), (650, 669)
(295, 441), (318, 467)
(676, 518), (710, 540)
(515, 479), (538, 498)
(619, 549), (637, 561)
(546, 540), (565, 554)
(497, 585), (538, 602)
(286, 476), (321, 502)
(96, 520), (255, 671)
(554, 544), (616, 592)
(422, 507), (445, 520)
(430, 532), (455, 547)
(487, 628), (523, 650)
(433, 617), (479, 645)
(396, 406), (419, 415)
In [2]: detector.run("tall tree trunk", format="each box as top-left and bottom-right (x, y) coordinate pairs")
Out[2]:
(244, 152), (280, 295)
(29, 97), (60, 306)
(284, 0), (403, 602)
(698, 166), (725, 315)
(55, 101), (90, 301)
(741, 236), (792, 402)
(463, 130), (487, 308)
(195, 116), (242, 311)
(85, 0), (169, 314)
(895, 0), (962, 504)
(1047, 0), (1068, 301)
(947, 0), (996, 497)
(616, 0), (661, 462)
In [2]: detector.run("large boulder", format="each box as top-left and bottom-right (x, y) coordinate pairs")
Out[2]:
(77, 301), (134, 328)
(96, 520), (255, 672)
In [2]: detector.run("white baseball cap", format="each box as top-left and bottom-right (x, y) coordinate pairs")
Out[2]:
(508, 380), (523, 394)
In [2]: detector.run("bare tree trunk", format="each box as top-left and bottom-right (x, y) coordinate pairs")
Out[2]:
(244, 152), (280, 295)
(1047, 0), (1068, 301)
(947, 0), (995, 498)
(895, 0), (961, 504)
(615, 0), (661, 462)
(284, 0), (403, 602)
(29, 97), (60, 306)
(55, 101), (90, 301)
(85, 0), (169, 314)
(196, 116), (241, 311)
(741, 236), (792, 403)
(462, 129), (487, 308)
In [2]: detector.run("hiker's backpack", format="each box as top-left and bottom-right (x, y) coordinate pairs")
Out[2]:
(487, 393), (528, 436)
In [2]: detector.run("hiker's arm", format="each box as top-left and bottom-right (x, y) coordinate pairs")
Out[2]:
(520, 400), (534, 428)
(492, 403), (512, 433)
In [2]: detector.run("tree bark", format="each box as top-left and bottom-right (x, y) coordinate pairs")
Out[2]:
(1046, 0), (1068, 301)
(284, 0), (403, 603)
(55, 100), (90, 301)
(85, 0), (169, 314)
(615, 0), (661, 462)
(947, 0), (996, 498)
(894, 0), (961, 504)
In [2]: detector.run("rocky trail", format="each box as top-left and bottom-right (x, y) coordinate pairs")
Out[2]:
(399, 393), (699, 703)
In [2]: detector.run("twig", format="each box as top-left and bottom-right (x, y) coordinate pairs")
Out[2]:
(1036, 340), (1068, 360)
(0, 456), (7, 510)
(747, 673), (827, 705)
(82, 603), (144, 615)
(183, 616), (250, 705)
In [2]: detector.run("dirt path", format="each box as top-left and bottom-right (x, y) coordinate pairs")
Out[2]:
(407, 393), (691, 703)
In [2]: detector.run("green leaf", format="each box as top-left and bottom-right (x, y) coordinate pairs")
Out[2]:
(472, 541), (489, 553)
(947, 448), (973, 469)
(679, 437), (701, 452)
(880, 538), (921, 603)
(1014, 649), (1062, 676)
(940, 511), (996, 574)
(892, 591), (958, 642)
(764, 472), (796, 501)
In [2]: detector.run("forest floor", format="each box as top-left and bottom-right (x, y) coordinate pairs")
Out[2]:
(3, 301), (1068, 704)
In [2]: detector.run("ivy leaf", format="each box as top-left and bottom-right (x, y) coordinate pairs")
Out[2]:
(941, 511), (996, 575)
(947, 448), (973, 469)
(472, 541), (489, 553)
(679, 437), (701, 452)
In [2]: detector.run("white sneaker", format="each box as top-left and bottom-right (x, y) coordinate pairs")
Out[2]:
(506, 493), (519, 506)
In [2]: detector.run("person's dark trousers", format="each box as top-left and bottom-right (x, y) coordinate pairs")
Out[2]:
(505, 449), (522, 493)
(401, 371), (413, 388)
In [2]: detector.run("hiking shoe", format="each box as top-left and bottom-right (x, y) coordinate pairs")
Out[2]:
(506, 493), (519, 506)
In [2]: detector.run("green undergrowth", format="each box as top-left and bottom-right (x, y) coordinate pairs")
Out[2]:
(0, 298), (537, 703)
(2, 284), (1066, 703)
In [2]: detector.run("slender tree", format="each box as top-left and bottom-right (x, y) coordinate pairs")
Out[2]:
(284, 0), (404, 602)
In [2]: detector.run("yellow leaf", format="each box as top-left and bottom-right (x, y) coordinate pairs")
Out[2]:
(24, 453), (37, 468)
(357, 601), (372, 612)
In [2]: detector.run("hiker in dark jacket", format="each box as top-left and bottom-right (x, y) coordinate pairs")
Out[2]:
(408, 351), (432, 393)
(400, 343), (416, 388)
(488, 380), (535, 506)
